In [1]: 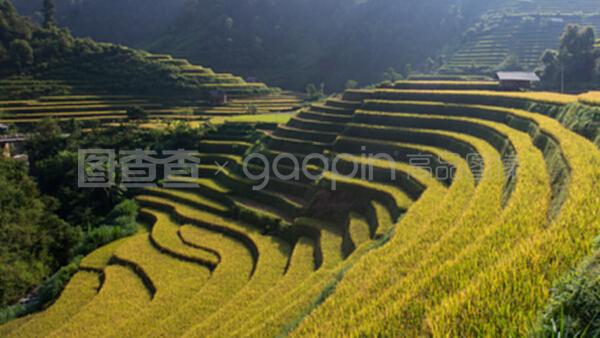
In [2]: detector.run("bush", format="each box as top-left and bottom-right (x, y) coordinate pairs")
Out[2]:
(382, 67), (403, 82)
(305, 83), (325, 101)
(35, 257), (82, 307)
(245, 104), (258, 115)
(345, 80), (359, 89)
(0, 257), (82, 325)
(127, 106), (149, 121)
(75, 200), (139, 255)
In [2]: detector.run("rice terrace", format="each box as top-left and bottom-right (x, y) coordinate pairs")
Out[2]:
(0, 0), (599, 337)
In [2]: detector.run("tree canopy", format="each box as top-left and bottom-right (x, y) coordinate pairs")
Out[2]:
(539, 24), (600, 89)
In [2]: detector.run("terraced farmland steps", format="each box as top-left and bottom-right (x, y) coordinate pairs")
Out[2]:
(4, 84), (599, 337)
(288, 87), (599, 336)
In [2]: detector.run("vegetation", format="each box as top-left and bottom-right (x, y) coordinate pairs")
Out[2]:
(0, 0), (272, 98)
(0, 117), (217, 322)
(537, 242), (600, 337)
(0, 157), (77, 307)
(126, 106), (148, 121)
(305, 83), (325, 101)
(1, 0), (599, 337)
(539, 24), (600, 90)
(13, 0), (501, 90)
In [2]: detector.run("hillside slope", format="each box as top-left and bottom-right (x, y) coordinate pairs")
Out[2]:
(2, 81), (598, 337)
(443, 1), (600, 74)
(14, 0), (493, 90)
(1, 0), (274, 101)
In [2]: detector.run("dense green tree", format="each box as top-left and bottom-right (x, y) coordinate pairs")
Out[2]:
(0, 157), (78, 306)
(305, 83), (324, 101)
(127, 105), (149, 121)
(345, 79), (358, 89)
(559, 25), (596, 82)
(8, 39), (33, 72)
(540, 24), (600, 88)
(382, 67), (403, 82)
(42, 0), (56, 28)
(25, 118), (65, 174)
(0, 44), (8, 62)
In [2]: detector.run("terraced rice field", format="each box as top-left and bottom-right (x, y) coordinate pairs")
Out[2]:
(0, 54), (302, 127)
(442, 11), (600, 73)
(144, 53), (270, 95)
(3, 81), (599, 337)
(0, 93), (303, 127)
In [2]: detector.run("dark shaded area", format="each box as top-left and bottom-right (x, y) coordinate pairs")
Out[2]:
(13, 0), (505, 90)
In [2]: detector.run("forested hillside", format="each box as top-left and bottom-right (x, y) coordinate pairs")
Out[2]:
(13, 0), (187, 46)
(2, 0), (273, 99)
(16, 0), (600, 89)
(13, 0), (504, 90)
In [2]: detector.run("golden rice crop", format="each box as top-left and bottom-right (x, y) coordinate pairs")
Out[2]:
(131, 195), (291, 338)
(187, 155), (438, 337)
(109, 208), (254, 338)
(327, 153), (442, 236)
(47, 265), (152, 338)
(346, 213), (371, 249)
(10, 237), (133, 337)
(224, 217), (370, 338)
(79, 237), (131, 271)
(427, 105), (600, 336)
(5, 272), (100, 338)
(95, 229), (216, 337)
(391, 80), (500, 90)
(209, 113), (294, 125)
(320, 171), (414, 212)
(0, 316), (30, 337)
(8, 84), (597, 337)
(335, 116), (549, 337)
(143, 187), (229, 215)
(578, 91), (600, 106)
(215, 217), (345, 337)
(291, 129), (484, 337)
(142, 208), (220, 266)
(229, 155), (444, 338)
(0, 103), (159, 113)
(112, 231), (211, 295)
(375, 88), (577, 106)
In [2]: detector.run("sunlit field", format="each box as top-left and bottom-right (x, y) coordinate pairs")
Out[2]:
(1, 0), (599, 337)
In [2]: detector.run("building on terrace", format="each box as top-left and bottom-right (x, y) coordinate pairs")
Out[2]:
(496, 71), (540, 90)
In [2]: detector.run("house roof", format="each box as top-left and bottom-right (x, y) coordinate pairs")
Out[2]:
(496, 71), (540, 82)
(0, 124), (9, 130)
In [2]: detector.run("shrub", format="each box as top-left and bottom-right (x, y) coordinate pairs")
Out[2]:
(345, 80), (358, 89)
(0, 256), (82, 325)
(75, 199), (139, 255)
(245, 104), (258, 115)
(305, 83), (324, 101)
(126, 105), (148, 121)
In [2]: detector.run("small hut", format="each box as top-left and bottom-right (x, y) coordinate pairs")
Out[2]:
(496, 71), (540, 90)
